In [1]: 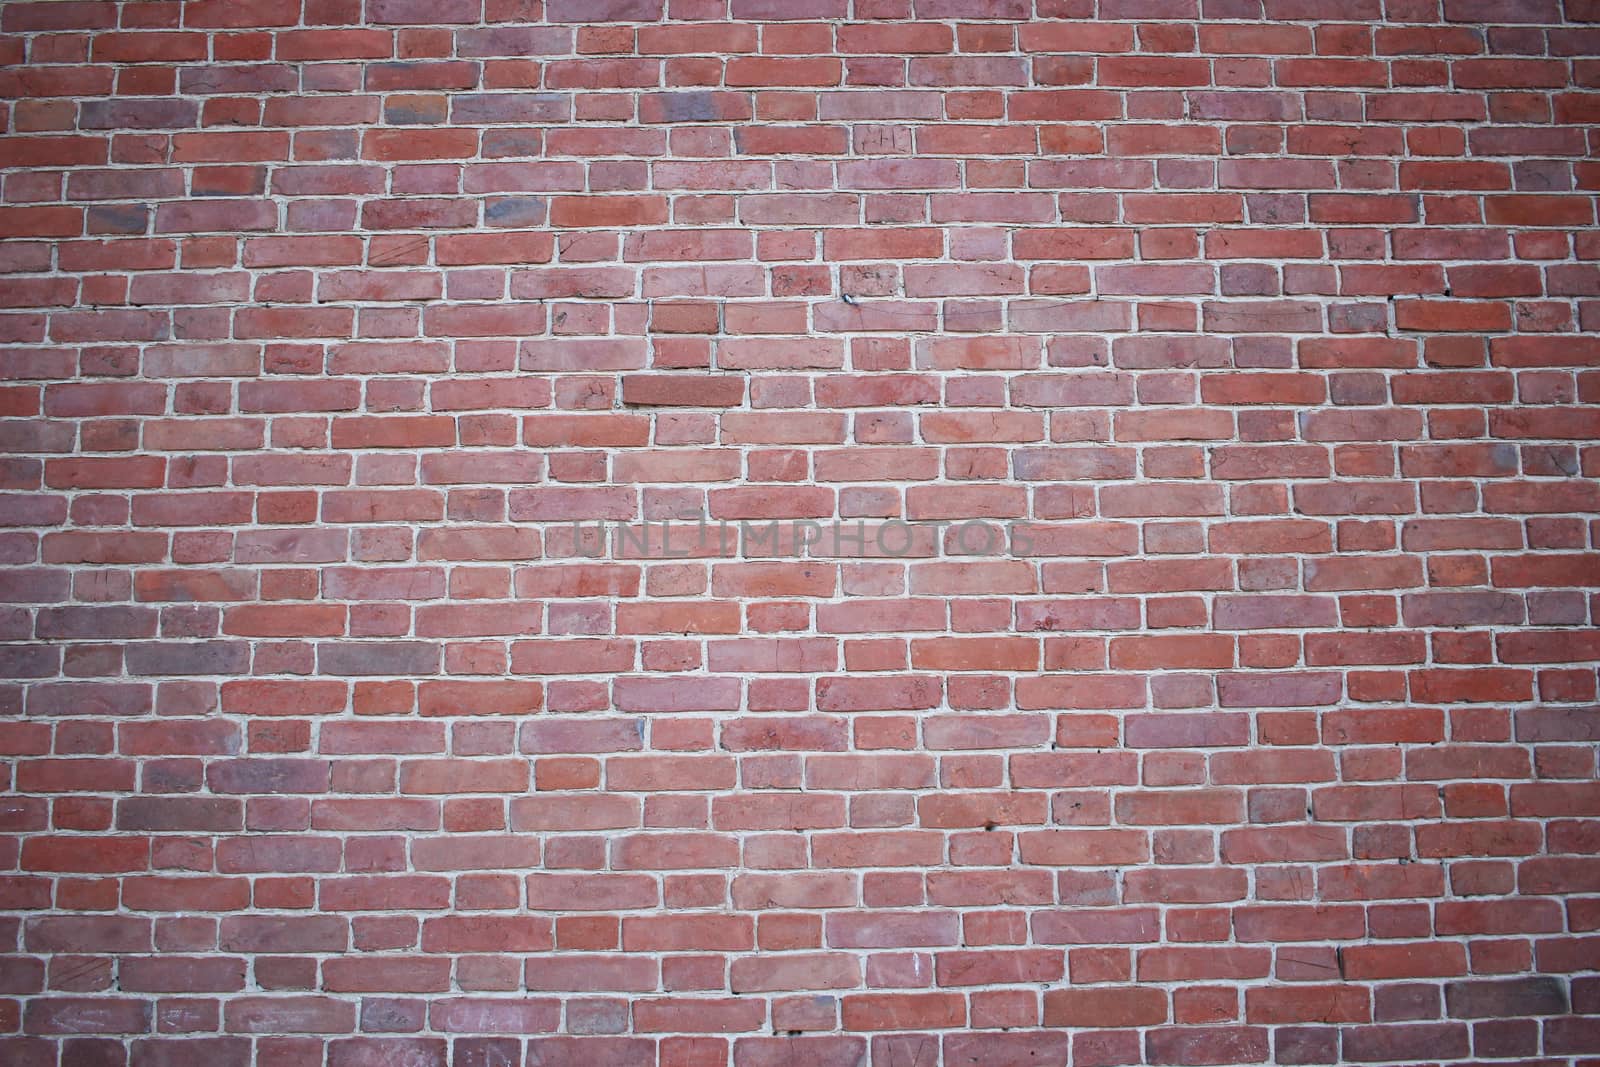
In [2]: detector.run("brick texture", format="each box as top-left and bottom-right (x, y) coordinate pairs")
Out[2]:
(2, 0), (1600, 1063)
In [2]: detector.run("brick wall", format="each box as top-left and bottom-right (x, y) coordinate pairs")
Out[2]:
(2, 0), (1599, 1063)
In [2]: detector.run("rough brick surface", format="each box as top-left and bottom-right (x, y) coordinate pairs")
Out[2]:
(1, 0), (1599, 1063)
